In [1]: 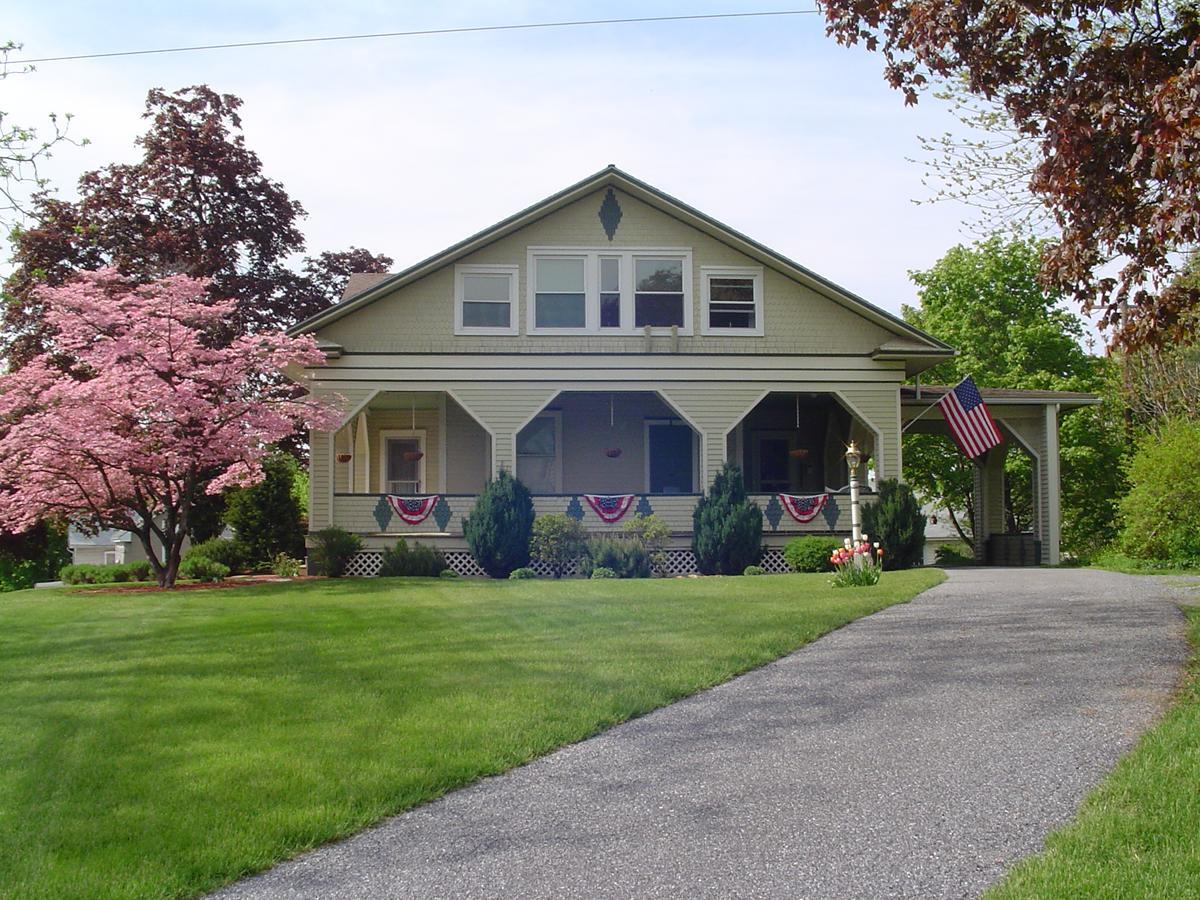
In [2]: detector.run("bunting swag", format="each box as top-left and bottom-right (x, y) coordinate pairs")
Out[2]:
(386, 495), (440, 525)
(779, 493), (828, 524)
(583, 493), (636, 524)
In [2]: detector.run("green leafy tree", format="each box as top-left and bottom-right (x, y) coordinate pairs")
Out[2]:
(223, 452), (306, 564)
(691, 463), (763, 575)
(861, 479), (925, 570)
(1118, 420), (1200, 565)
(903, 235), (1126, 555)
(463, 471), (534, 578)
(530, 514), (587, 578)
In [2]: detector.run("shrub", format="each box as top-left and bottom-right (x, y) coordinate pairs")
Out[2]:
(623, 513), (671, 575)
(508, 567), (537, 580)
(185, 538), (250, 574)
(1119, 420), (1200, 565)
(309, 527), (362, 578)
(463, 471), (535, 578)
(438, 568), (460, 579)
(934, 542), (973, 566)
(861, 479), (925, 570)
(271, 553), (302, 578)
(743, 565), (766, 576)
(530, 514), (588, 578)
(378, 538), (447, 577)
(59, 561), (155, 585)
(223, 451), (307, 565)
(589, 566), (618, 579)
(783, 536), (841, 573)
(586, 538), (651, 578)
(692, 463), (763, 575)
(178, 556), (230, 582)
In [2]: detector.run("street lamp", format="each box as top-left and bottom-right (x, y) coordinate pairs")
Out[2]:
(845, 440), (863, 543)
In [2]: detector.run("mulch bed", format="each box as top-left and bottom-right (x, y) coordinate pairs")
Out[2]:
(69, 575), (320, 594)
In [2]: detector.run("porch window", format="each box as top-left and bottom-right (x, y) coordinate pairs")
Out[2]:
(534, 257), (586, 328)
(634, 258), (685, 328)
(381, 432), (425, 494)
(701, 267), (763, 335)
(455, 264), (518, 335)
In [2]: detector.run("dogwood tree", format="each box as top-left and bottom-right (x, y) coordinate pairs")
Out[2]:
(0, 269), (339, 587)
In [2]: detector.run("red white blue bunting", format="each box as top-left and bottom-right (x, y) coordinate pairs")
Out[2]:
(386, 495), (440, 525)
(583, 493), (636, 524)
(779, 493), (828, 524)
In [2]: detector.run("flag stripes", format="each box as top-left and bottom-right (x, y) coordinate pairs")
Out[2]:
(937, 376), (1003, 459)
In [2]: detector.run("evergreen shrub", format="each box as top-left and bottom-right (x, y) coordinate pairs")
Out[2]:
(586, 539), (651, 578)
(309, 527), (362, 578)
(691, 463), (763, 575)
(185, 538), (250, 574)
(861, 479), (926, 570)
(463, 471), (535, 578)
(223, 452), (306, 564)
(378, 539), (447, 577)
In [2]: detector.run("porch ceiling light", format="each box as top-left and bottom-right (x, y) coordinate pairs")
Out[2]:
(844, 440), (861, 472)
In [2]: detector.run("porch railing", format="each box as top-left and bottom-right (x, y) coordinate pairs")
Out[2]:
(330, 491), (873, 538)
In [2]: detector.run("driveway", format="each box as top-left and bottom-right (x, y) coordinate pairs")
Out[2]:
(213, 568), (1188, 899)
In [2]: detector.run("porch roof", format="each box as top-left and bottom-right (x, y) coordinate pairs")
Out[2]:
(900, 385), (1099, 410)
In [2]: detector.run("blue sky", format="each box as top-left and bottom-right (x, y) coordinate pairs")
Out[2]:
(5, 1), (994, 316)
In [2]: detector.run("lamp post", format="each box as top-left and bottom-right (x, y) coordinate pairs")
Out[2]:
(845, 440), (862, 544)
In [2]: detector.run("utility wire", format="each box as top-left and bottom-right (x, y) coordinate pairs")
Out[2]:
(10, 10), (821, 65)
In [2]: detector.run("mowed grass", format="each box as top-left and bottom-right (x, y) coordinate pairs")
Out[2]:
(988, 603), (1200, 899)
(0, 570), (942, 900)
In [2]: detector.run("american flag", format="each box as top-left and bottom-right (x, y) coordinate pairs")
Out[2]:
(937, 376), (1003, 458)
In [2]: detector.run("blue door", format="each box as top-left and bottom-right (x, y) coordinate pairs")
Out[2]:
(648, 423), (693, 494)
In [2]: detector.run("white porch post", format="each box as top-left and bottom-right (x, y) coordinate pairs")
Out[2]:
(1045, 403), (1061, 565)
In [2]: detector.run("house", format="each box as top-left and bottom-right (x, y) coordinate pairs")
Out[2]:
(67, 524), (190, 566)
(288, 167), (1096, 575)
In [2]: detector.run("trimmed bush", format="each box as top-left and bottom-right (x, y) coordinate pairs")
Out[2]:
(508, 567), (537, 580)
(378, 539), (447, 577)
(743, 565), (766, 576)
(861, 479), (926, 570)
(223, 451), (306, 564)
(783, 536), (841, 573)
(692, 463), (763, 575)
(438, 568), (460, 579)
(586, 539), (652, 579)
(463, 471), (535, 578)
(59, 562), (155, 585)
(184, 538), (250, 574)
(622, 513), (671, 575)
(1119, 420), (1200, 565)
(530, 514), (588, 578)
(178, 556), (230, 582)
(309, 527), (362, 578)
(589, 566), (618, 579)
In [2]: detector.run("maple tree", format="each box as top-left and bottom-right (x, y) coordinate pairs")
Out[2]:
(819, 0), (1200, 347)
(1, 85), (391, 366)
(0, 269), (339, 588)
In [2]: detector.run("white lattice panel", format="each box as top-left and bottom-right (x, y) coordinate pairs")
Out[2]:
(759, 549), (791, 574)
(661, 549), (698, 576)
(344, 551), (383, 577)
(442, 551), (487, 577)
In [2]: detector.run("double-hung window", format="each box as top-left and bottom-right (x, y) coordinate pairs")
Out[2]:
(527, 248), (692, 334)
(701, 266), (764, 336)
(455, 264), (518, 335)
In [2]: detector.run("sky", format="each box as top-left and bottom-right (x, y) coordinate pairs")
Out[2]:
(4, 1), (998, 318)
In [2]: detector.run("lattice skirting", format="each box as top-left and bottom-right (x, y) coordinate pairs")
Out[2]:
(341, 547), (793, 578)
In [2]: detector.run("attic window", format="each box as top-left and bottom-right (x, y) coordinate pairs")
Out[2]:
(701, 266), (764, 336)
(455, 264), (518, 335)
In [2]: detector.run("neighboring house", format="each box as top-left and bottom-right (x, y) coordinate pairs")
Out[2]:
(68, 525), (190, 567)
(289, 166), (1096, 575)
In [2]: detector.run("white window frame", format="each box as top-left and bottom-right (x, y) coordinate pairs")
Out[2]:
(526, 247), (693, 336)
(700, 266), (764, 337)
(515, 411), (563, 493)
(379, 429), (427, 495)
(454, 264), (519, 336)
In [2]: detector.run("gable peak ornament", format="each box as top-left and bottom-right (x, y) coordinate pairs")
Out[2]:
(598, 188), (622, 241)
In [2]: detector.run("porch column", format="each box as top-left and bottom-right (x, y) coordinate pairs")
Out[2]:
(972, 447), (1005, 563)
(1044, 404), (1061, 564)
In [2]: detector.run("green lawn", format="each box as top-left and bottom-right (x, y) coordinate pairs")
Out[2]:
(0, 570), (942, 900)
(988, 603), (1200, 899)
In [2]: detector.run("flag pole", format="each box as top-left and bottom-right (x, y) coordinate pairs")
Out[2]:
(901, 376), (967, 434)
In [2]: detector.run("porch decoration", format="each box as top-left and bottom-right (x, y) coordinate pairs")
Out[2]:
(584, 493), (636, 523)
(602, 394), (623, 459)
(403, 398), (425, 462)
(386, 494), (440, 525)
(635, 495), (654, 517)
(779, 492), (829, 524)
(336, 452), (352, 463)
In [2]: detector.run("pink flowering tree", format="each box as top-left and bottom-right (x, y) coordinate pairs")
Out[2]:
(0, 268), (339, 587)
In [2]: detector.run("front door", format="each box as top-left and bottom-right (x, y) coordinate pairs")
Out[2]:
(647, 422), (694, 494)
(385, 437), (423, 494)
(750, 430), (799, 493)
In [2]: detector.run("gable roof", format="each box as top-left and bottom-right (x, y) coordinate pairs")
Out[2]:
(290, 165), (954, 357)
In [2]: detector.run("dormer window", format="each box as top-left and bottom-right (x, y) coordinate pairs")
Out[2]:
(455, 264), (518, 335)
(527, 247), (692, 335)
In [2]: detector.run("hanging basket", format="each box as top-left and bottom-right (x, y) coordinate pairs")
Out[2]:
(336, 452), (353, 463)
(788, 448), (810, 460)
(403, 450), (425, 462)
(603, 448), (623, 459)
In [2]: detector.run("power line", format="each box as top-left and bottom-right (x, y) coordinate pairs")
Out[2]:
(9, 10), (821, 65)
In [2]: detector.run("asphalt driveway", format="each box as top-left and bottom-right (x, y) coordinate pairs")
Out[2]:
(213, 568), (1189, 899)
